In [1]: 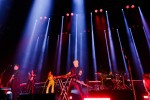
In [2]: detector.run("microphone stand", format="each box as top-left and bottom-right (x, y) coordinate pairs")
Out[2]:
(125, 55), (137, 100)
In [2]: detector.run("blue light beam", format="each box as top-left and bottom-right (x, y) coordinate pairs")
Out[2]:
(56, 16), (64, 75)
(105, 11), (117, 73)
(104, 30), (112, 71)
(121, 9), (144, 79)
(37, 18), (50, 79)
(116, 29), (129, 79)
(138, 7), (150, 52)
(90, 12), (98, 80)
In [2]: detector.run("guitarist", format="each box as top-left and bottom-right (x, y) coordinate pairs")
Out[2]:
(7, 64), (20, 100)
(66, 59), (84, 100)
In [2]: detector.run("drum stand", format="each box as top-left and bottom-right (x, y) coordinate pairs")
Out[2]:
(99, 79), (106, 90)
(120, 75), (130, 90)
(113, 79), (122, 90)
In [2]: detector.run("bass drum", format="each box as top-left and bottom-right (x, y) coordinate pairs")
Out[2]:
(104, 79), (114, 90)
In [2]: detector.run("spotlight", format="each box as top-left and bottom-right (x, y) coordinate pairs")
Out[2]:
(69, 96), (72, 99)
(44, 16), (47, 19)
(95, 9), (98, 13)
(131, 5), (135, 8)
(71, 13), (74, 16)
(66, 13), (69, 16)
(143, 95), (148, 99)
(126, 5), (130, 9)
(14, 64), (19, 71)
(99, 9), (103, 12)
(6, 91), (12, 95)
(40, 16), (43, 20)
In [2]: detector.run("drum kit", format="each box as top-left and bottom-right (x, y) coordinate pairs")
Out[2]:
(95, 72), (131, 90)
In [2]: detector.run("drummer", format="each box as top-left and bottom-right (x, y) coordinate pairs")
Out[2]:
(106, 71), (114, 80)
(105, 71), (114, 90)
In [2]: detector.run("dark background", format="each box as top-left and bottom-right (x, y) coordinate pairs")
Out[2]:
(0, 0), (150, 84)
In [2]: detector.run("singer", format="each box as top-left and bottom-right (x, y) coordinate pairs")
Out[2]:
(46, 71), (55, 94)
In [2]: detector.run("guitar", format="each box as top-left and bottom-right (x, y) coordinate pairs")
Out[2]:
(7, 70), (19, 87)
(7, 74), (15, 87)
(73, 79), (93, 88)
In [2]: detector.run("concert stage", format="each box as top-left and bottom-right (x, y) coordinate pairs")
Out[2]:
(18, 90), (134, 100)
(18, 80), (146, 100)
(86, 90), (134, 100)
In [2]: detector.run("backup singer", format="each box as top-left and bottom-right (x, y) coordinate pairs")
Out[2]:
(26, 70), (36, 94)
(66, 59), (84, 99)
(46, 71), (55, 93)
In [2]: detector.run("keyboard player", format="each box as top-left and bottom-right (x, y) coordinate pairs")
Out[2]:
(66, 59), (84, 100)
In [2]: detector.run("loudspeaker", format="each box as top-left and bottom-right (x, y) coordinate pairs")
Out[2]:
(19, 93), (57, 100)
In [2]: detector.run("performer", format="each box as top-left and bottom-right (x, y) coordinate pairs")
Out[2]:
(46, 71), (55, 94)
(66, 59), (84, 99)
(26, 70), (36, 94)
(7, 64), (21, 100)
(143, 73), (150, 100)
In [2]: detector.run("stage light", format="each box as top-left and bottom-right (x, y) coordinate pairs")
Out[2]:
(69, 96), (73, 99)
(6, 91), (12, 95)
(131, 5), (135, 8)
(44, 16), (47, 19)
(95, 9), (98, 13)
(143, 95), (148, 99)
(126, 5), (130, 9)
(66, 13), (69, 16)
(71, 13), (74, 16)
(84, 98), (110, 100)
(40, 16), (43, 20)
(14, 64), (19, 71)
(99, 9), (103, 12)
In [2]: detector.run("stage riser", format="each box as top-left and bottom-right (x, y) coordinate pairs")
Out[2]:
(87, 90), (134, 100)
(19, 94), (57, 100)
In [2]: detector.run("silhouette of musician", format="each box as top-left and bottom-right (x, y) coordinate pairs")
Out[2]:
(46, 71), (55, 94)
(26, 70), (36, 94)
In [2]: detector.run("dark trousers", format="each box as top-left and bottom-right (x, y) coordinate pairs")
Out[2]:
(67, 81), (84, 99)
(26, 80), (34, 94)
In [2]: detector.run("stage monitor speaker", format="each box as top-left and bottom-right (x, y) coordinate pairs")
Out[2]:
(19, 93), (57, 100)
(0, 88), (12, 100)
